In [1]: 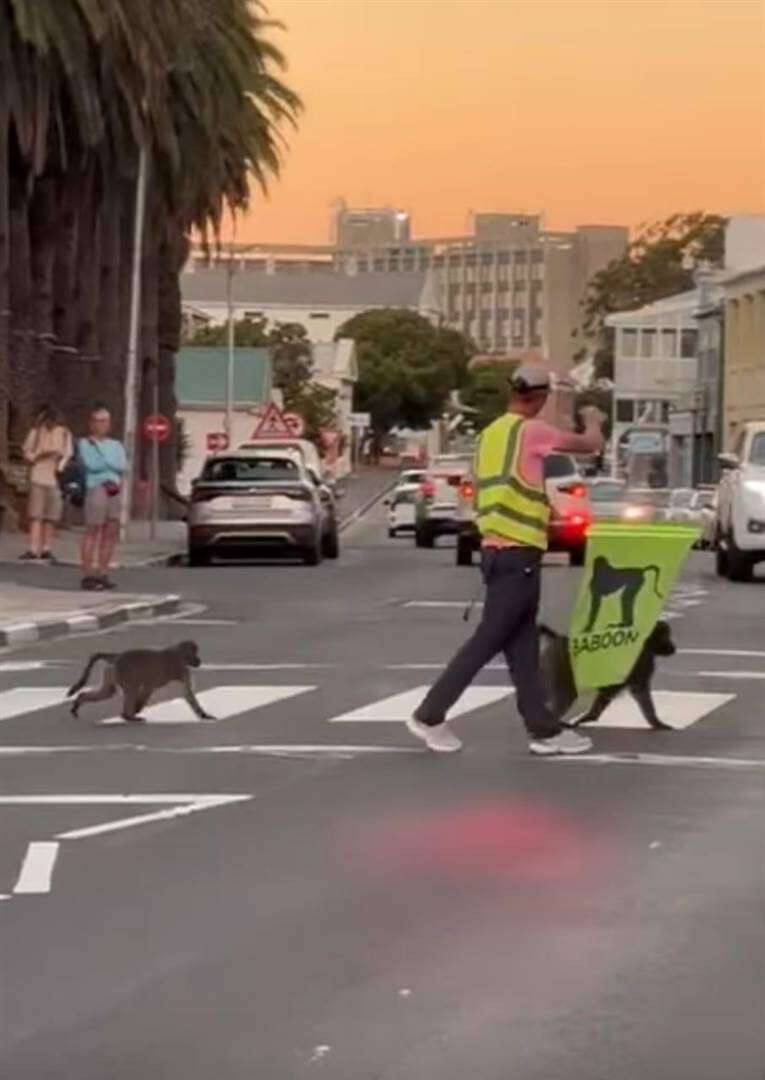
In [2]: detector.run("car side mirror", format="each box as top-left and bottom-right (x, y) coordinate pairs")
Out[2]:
(718, 452), (738, 470)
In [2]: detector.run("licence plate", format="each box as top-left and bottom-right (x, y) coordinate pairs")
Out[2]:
(232, 496), (273, 510)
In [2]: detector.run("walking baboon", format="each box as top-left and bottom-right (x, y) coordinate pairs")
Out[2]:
(67, 641), (214, 722)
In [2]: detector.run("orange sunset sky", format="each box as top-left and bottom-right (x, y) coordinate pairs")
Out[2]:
(237, 0), (765, 244)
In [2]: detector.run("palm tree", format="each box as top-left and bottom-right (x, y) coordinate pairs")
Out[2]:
(0, 0), (301, 483)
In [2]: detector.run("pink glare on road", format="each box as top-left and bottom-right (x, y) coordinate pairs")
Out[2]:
(344, 798), (612, 885)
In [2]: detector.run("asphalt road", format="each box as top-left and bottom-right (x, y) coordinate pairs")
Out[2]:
(1, 502), (764, 1079)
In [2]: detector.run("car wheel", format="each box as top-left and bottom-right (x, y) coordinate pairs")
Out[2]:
(188, 545), (211, 567)
(726, 535), (753, 582)
(302, 532), (323, 566)
(715, 539), (728, 577)
(415, 525), (434, 549)
(569, 545), (586, 567)
(322, 524), (340, 559)
(456, 535), (473, 566)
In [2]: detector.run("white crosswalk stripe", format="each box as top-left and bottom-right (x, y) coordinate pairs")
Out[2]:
(581, 691), (735, 730)
(328, 685), (513, 723)
(99, 685), (314, 725)
(0, 688), (67, 721)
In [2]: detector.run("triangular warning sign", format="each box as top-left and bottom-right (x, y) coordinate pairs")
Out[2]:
(250, 402), (296, 439)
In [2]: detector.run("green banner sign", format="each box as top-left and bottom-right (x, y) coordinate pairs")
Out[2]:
(568, 523), (699, 691)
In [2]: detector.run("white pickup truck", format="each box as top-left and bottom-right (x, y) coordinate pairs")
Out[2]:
(715, 421), (765, 581)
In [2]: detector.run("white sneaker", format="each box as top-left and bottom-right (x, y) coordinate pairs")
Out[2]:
(406, 717), (463, 753)
(529, 729), (593, 756)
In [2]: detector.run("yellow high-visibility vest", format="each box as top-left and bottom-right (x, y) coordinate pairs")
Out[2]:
(474, 413), (549, 549)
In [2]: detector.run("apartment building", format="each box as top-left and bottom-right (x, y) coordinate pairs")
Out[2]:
(189, 210), (627, 373)
(722, 263), (765, 447)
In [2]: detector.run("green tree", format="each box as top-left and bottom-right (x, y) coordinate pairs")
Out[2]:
(336, 308), (474, 437)
(458, 360), (518, 432)
(582, 212), (726, 379)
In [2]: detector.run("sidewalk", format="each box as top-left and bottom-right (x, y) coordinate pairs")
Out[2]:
(0, 581), (180, 648)
(0, 520), (186, 570)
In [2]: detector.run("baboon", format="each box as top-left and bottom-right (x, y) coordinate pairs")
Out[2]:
(67, 641), (214, 722)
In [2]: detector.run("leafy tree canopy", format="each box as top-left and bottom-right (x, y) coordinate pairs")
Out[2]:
(583, 212), (725, 379)
(336, 308), (474, 434)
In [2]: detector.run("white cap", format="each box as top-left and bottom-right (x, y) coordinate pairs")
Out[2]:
(508, 363), (551, 394)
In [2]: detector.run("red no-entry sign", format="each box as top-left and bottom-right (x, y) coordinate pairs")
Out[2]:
(143, 414), (172, 443)
(206, 431), (229, 452)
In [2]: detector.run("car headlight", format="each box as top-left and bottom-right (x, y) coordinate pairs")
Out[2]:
(622, 505), (646, 520)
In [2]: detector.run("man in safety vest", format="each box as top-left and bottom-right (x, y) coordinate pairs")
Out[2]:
(407, 363), (605, 756)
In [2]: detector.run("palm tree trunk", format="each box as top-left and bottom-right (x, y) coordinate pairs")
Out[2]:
(28, 174), (58, 401)
(0, 101), (10, 462)
(97, 177), (124, 429)
(8, 175), (35, 450)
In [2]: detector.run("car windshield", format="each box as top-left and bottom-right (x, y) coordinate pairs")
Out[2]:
(544, 454), (577, 479)
(749, 432), (765, 465)
(589, 482), (626, 501)
(202, 457), (301, 483)
(627, 489), (670, 507)
(393, 491), (417, 506)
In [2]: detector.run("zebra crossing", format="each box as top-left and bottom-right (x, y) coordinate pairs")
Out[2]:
(0, 678), (739, 730)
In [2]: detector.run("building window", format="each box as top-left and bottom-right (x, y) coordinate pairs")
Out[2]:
(309, 312), (330, 319)
(498, 252), (510, 265)
(640, 329), (656, 357)
(661, 329), (677, 357)
(481, 252), (494, 266)
(616, 399), (635, 422)
(681, 329), (698, 357)
(515, 250), (528, 264)
(244, 310), (264, 319)
(620, 329), (638, 357)
(531, 261), (544, 281)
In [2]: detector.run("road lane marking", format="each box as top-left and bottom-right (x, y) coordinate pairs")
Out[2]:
(680, 649), (765, 658)
(403, 601), (478, 609)
(98, 685), (314, 725)
(201, 664), (333, 671)
(57, 795), (251, 839)
(329, 685), (512, 723)
(555, 753), (765, 771)
(581, 691), (735, 730)
(13, 842), (60, 894)
(696, 671), (765, 680)
(0, 744), (422, 757)
(0, 688), (67, 720)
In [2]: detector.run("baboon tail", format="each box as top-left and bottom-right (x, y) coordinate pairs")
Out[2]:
(646, 565), (664, 599)
(66, 653), (115, 697)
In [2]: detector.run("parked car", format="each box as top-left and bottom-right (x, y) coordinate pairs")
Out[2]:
(621, 488), (671, 523)
(455, 452), (590, 567)
(187, 450), (339, 566)
(385, 485), (419, 537)
(414, 454), (473, 548)
(715, 421), (765, 581)
(699, 488), (718, 549)
(398, 468), (427, 487)
(238, 437), (326, 480)
(586, 477), (627, 520)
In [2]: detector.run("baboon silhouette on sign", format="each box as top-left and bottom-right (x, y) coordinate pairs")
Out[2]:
(584, 556), (664, 632)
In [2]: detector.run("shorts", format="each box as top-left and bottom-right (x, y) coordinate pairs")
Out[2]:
(85, 484), (122, 528)
(28, 484), (63, 523)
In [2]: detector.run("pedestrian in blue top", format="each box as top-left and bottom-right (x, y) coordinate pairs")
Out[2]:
(79, 404), (127, 591)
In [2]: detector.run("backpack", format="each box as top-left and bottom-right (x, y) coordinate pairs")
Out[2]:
(58, 451), (86, 508)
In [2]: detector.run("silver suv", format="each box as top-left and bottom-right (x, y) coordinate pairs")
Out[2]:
(187, 451), (339, 566)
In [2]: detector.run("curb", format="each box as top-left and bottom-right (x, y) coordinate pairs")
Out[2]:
(339, 479), (398, 533)
(0, 594), (182, 649)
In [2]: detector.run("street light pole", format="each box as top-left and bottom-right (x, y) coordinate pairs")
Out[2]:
(119, 144), (149, 540)
(225, 251), (235, 448)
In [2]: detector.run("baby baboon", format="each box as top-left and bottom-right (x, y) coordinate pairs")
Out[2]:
(67, 640), (215, 722)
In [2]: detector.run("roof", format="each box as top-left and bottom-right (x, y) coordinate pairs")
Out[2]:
(175, 347), (272, 408)
(311, 339), (358, 381)
(605, 288), (718, 329)
(180, 268), (428, 310)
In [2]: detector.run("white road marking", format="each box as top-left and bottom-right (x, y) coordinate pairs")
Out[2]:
(582, 691), (735, 730)
(0, 661), (51, 672)
(99, 685), (314, 725)
(0, 687), (67, 721)
(403, 601), (478, 609)
(386, 663), (505, 671)
(0, 744), (422, 757)
(201, 663), (333, 671)
(13, 841), (60, 894)
(556, 752), (765, 771)
(329, 685), (512, 723)
(57, 795), (251, 839)
(696, 671), (765, 680)
(680, 649), (765, 658)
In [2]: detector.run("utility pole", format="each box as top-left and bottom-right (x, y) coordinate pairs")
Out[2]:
(119, 145), (149, 540)
(225, 248), (235, 448)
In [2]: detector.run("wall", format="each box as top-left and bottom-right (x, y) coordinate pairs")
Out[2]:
(188, 302), (357, 343)
(177, 408), (264, 495)
(723, 266), (765, 446)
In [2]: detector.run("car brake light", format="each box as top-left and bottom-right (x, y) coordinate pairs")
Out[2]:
(559, 483), (586, 497)
(568, 515), (587, 527)
(459, 480), (475, 501)
(420, 480), (436, 499)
